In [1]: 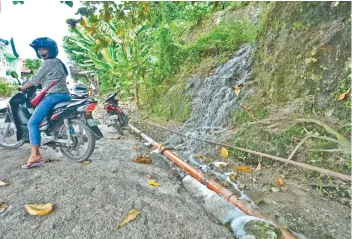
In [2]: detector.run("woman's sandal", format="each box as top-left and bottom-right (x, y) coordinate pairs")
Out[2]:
(21, 159), (44, 169)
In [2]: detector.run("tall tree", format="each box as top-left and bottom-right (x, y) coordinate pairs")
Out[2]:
(24, 59), (43, 76)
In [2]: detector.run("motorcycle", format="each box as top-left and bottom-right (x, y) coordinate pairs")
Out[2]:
(103, 90), (128, 135)
(0, 71), (103, 162)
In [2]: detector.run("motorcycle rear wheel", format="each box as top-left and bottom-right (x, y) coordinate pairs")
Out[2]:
(58, 118), (95, 162)
(0, 112), (25, 149)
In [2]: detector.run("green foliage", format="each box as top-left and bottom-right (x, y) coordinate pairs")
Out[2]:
(24, 59), (43, 76)
(183, 21), (256, 61)
(60, 1), (73, 8)
(0, 81), (12, 97)
(229, 1), (250, 10)
(12, 1), (24, 5)
(63, 1), (255, 119)
(182, 2), (213, 25)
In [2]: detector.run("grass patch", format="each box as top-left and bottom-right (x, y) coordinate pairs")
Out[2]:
(147, 76), (192, 123)
(182, 20), (256, 64)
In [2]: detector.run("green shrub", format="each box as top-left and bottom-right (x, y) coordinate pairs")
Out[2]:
(0, 81), (12, 97)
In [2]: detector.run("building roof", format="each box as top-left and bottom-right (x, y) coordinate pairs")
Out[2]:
(21, 65), (31, 74)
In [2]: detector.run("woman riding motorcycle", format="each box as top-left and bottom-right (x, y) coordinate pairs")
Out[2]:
(18, 37), (71, 168)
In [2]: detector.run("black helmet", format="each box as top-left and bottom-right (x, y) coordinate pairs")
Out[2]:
(29, 37), (58, 59)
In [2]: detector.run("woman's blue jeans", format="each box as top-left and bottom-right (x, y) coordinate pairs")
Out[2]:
(28, 93), (71, 146)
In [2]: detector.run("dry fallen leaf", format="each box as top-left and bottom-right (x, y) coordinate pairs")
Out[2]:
(256, 162), (262, 171)
(81, 160), (91, 165)
(0, 180), (8, 186)
(80, 17), (87, 27)
(0, 202), (8, 214)
(232, 166), (253, 173)
(212, 162), (229, 168)
(148, 180), (160, 187)
(220, 147), (229, 158)
(276, 177), (285, 186)
(24, 203), (53, 216)
(132, 155), (152, 164)
(224, 172), (237, 182)
(194, 154), (205, 159)
(271, 187), (280, 193)
(233, 84), (244, 96)
(331, 1), (339, 7)
(234, 86), (241, 96)
(117, 209), (140, 229)
(338, 88), (351, 101)
(108, 135), (122, 140)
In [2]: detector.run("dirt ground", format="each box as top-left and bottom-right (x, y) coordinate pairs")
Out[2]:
(0, 122), (233, 239)
(0, 100), (350, 239)
(124, 102), (351, 239)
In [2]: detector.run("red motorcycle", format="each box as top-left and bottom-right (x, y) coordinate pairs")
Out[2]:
(103, 90), (128, 135)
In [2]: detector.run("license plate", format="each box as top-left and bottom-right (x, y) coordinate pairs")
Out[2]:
(87, 119), (100, 126)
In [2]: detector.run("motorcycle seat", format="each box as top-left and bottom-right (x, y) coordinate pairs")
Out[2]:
(53, 99), (86, 110)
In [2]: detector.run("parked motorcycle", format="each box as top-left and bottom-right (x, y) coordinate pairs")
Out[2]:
(0, 72), (103, 162)
(103, 90), (128, 135)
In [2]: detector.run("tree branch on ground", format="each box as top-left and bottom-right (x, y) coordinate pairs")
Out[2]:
(294, 118), (351, 155)
(288, 134), (342, 160)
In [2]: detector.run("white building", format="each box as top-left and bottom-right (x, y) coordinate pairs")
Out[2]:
(0, 37), (21, 83)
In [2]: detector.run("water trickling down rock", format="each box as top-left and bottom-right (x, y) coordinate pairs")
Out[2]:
(168, 44), (253, 159)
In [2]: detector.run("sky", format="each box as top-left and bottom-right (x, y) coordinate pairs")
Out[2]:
(0, 0), (82, 64)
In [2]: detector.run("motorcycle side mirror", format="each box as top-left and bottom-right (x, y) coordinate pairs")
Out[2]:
(11, 71), (18, 79)
(11, 71), (22, 85)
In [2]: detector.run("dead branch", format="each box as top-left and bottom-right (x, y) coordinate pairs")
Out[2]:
(308, 149), (343, 152)
(338, 123), (352, 130)
(294, 118), (351, 155)
(242, 105), (258, 121)
(288, 134), (341, 160)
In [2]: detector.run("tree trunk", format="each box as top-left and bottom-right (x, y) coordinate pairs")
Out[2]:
(86, 74), (101, 96)
(135, 78), (140, 110)
(143, 75), (153, 108)
(93, 74), (101, 95)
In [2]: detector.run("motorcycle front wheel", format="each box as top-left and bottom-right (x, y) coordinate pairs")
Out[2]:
(0, 112), (25, 149)
(114, 120), (123, 135)
(58, 118), (95, 162)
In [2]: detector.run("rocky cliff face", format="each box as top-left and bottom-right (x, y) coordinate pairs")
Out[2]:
(254, 1), (351, 121)
(172, 2), (351, 165)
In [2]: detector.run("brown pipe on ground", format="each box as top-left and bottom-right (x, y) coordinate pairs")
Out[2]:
(128, 123), (296, 239)
(145, 121), (351, 182)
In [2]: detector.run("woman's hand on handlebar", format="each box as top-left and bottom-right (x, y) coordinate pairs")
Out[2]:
(18, 86), (26, 91)
(18, 82), (34, 92)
